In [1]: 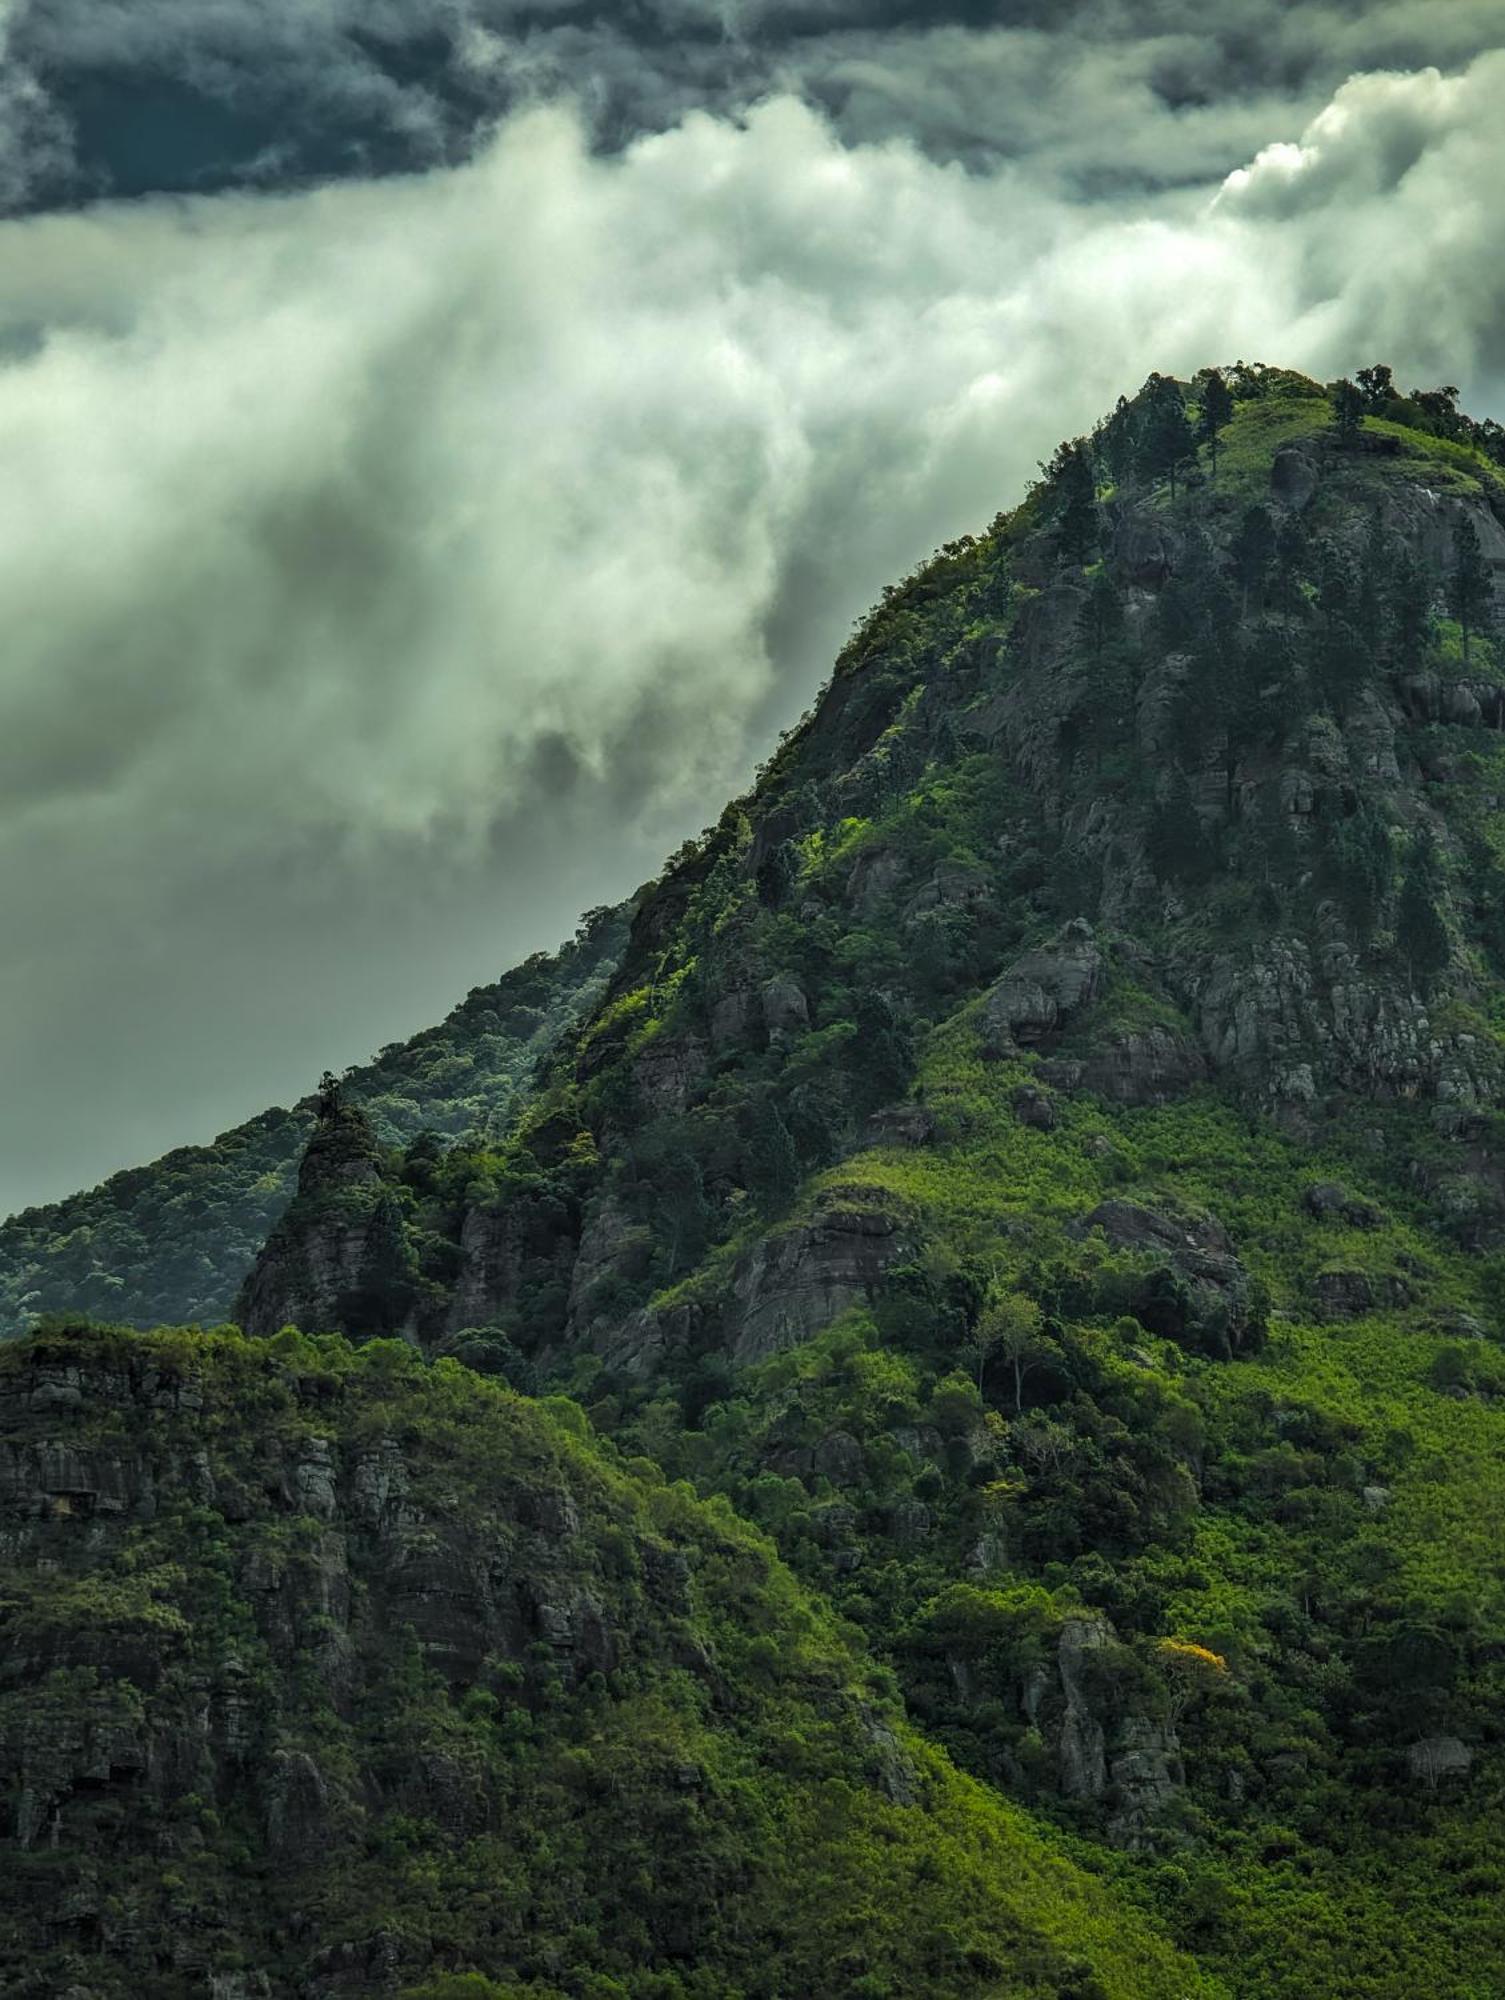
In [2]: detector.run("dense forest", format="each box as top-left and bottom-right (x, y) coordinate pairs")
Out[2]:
(7, 363), (1505, 1997)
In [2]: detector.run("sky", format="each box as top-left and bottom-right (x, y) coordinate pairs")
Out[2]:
(4, 3), (1505, 1216)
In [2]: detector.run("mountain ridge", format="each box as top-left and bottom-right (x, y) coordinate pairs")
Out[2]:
(7, 360), (1505, 1996)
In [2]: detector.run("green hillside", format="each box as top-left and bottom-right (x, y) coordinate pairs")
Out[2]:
(0, 1319), (1215, 2000)
(7, 362), (1505, 1996)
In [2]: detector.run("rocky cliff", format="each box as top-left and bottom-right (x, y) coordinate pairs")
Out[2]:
(10, 365), (1505, 1998)
(0, 1321), (1209, 2000)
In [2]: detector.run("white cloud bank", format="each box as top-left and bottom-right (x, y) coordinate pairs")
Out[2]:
(3, 52), (1505, 1210)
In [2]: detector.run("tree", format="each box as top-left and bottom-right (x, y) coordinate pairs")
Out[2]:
(1078, 565), (1125, 663)
(1449, 513), (1492, 663)
(1331, 803), (1395, 942)
(1414, 385), (1462, 438)
(968, 1289), (1047, 1406)
(1331, 377), (1365, 445)
(1147, 769), (1212, 886)
(1389, 547), (1436, 660)
(855, 988), (915, 1104)
(1396, 849), (1450, 992)
(1356, 363), (1394, 412)
(1231, 504), (1275, 615)
(1196, 369), (1235, 479)
(1045, 439), (1099, 564)
(1096, 394), (1137, 487)
(1139, 379), (1197, 497)
(350, 1192), (418, 1337)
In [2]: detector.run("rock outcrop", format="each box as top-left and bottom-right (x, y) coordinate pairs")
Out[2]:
(1075, 1200), (1263, 1357)
(984, 919), (1105, 1051)
(729, 1189), (909, 1362)
(235, 1098), (406, 1339)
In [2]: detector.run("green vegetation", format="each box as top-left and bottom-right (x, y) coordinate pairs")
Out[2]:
(9, 363), (1505, 1996)
(0, 1321), (1214, 2000)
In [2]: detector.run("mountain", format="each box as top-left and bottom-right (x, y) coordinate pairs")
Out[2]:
(8, 362), (1505, 1998)
(0, 904), (628, 1337)
(0, 1320), (1209, 2000)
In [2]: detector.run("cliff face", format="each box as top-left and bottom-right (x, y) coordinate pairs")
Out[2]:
(0, 1322), (1208, 2000)
(234, 1098), (400, 1340)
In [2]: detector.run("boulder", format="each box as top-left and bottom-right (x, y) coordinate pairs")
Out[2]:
(1270, 444), (1319, 510)
(1303, 1182), (1382, 1229)
(760, 975), (810, 1039)
(1311, 1268), (1374, 1320)
(984, 919), (1105, 1051)
(1074, 1200), (1261, 1358)
(860, 1104), (937, 1150)
(1407, 1735), (1472, 1789)
(1011, 1085), (1058, 1131)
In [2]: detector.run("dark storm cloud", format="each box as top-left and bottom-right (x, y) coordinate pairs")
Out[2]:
(2, 14), (1505, 1213)
(6, 0), (1505, 204)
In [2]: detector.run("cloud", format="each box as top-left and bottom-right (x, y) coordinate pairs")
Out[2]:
(7, 0), (1505, 206)
(3, 47), (1505, 1212)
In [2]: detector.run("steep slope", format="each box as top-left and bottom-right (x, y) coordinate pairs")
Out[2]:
(229, 365), (1505, 1994)
(0, 1319), (1215, 2000)
(11, 363), (1505, 1999)
(0, 905), (628, 1337)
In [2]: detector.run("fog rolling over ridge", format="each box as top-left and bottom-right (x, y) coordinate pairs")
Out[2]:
(3, 3), (1505, 1213)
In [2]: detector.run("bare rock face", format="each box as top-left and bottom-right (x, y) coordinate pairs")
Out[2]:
(0, 1335), (634, 1878)
(1112, 507), (1182, 587)
(1183, 932), (1496, 1111)
(729, 1189), (908, 1362)
(554, 1192), (662, 1357)
(1039, 1024), (1208, 1107)
(632, 1033), (708, 1116)
(1109, 1715), (1185, 1850)
(446, 1185), (578, 1336)
(1056, 1615), (1111, 1800)
(1270, 444), (1319, 510)
(1383, 484), (1505, 606)
(984, 919), (1105, 1051)
(710, 975), (810, 1049)
(235, 1101), (404, 1339)
(846, 846), (908, 914)
(1407, 1735), (1473, 1789)
(905, 859), (995, 919)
